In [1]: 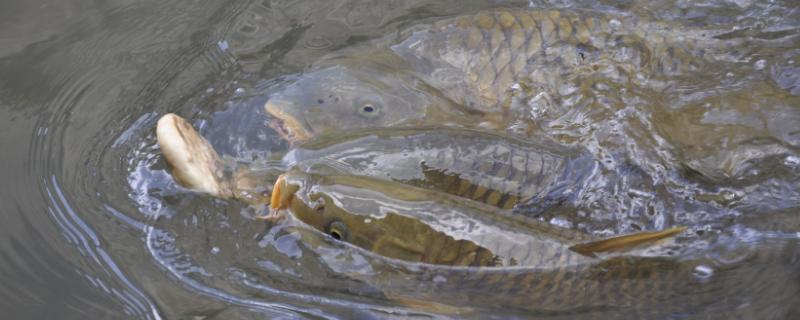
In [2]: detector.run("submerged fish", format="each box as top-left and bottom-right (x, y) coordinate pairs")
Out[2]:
(270, 169), (799, 317)
(265, 9), (734, 141)
(270, 168), (685, 266)
(159, 113), (596, 212)
(284, 126), (597, 211)
(269, 169), (800, 317)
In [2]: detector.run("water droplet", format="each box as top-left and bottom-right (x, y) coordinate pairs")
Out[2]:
(785, 155), (800, 167)
(217, 40), (229, 51)
(550, 217), (572, 228)
(693, 265), (714, 280)
(721, 190), (736, 201)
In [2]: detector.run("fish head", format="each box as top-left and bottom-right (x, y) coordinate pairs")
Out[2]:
(265, 66), (435, 142)
(271, 171), (499, 265)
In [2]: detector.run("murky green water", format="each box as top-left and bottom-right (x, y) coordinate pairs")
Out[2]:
(1, 0), (799, 318)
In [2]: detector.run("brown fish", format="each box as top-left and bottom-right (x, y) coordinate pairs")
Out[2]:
(270, 169), (685, 267)
(283, 126), (596, 211)
(265, 9), (730, 142)
(157, 113), (594, 212)
(269, 169), (798, 318)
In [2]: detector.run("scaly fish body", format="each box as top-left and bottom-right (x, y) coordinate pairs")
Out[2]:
(156, 115), (593, 212)
(273, 169), (681, 268)
(281, 127), (597, 211)
(272, 170), (797, 317)
(266, 9), (727, 141)
(369, 242), (796, 318)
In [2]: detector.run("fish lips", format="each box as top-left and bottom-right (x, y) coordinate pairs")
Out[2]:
(265, 98), (313, 143)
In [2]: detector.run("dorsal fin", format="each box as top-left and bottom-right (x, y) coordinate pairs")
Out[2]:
(569, 226), (687, 258)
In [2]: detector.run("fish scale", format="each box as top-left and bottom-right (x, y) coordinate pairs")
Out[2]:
(395, 9), (708, 115)
(265, 9), (744, 142)
(285, 127), (588, 211)
(275, 168), (797, 316)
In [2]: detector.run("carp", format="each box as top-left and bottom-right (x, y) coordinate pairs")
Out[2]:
(265, 9), (734, 142)
(269, 169), (685, 266)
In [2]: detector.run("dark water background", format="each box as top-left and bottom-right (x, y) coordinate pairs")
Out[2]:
(1, 0), (799, 319)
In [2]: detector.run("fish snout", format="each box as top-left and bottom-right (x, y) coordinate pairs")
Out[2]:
(265, 98), (312, 142)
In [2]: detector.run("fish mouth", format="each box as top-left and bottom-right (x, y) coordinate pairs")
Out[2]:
(265, 99), (312, 142)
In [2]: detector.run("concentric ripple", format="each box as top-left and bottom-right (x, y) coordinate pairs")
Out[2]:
(2, 0), (800, 319)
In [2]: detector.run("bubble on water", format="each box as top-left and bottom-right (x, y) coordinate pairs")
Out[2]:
(609, 19), (621, 29)
(550, 217), (572, 228)
(211, 247), (220, 255)
(235, 88), (245, 94)
(693, 265), (714, 281)
(754, 59), (766, 70)
(433, 275), (447, 283)
(728, 0), (755, 8)
(527, 92), (552, 118)
(784, 155), (800, 167)
(217, 40), (229, 51)
(721, 190), (736, 201)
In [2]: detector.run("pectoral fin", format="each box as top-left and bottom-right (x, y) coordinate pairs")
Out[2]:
(569, 226), (687, 258)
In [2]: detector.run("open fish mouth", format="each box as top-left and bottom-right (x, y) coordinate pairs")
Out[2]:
(268, 117), (294, 141)
(265, 100), (312, 142)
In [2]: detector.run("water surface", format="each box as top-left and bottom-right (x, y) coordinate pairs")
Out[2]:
(1, 0), (799, 318)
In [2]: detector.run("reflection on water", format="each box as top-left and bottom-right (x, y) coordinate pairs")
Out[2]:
(1, 0), (799, 318)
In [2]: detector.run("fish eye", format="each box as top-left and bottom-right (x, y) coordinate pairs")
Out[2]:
(326, 220), (350, 241)
(355, 99), (381, 118)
